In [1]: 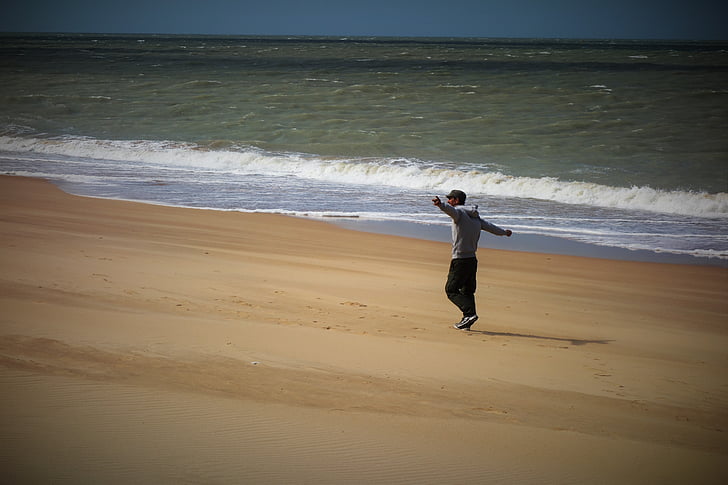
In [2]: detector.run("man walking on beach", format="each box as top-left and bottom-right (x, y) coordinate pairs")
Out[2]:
(433, 190), (512, 330)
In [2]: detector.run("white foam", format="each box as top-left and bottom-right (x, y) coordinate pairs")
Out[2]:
(1, 135), (726, 219)
(1, 170), (107, 185)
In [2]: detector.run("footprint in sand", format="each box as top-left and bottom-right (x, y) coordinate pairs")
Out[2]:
(340, 301), (367, 307)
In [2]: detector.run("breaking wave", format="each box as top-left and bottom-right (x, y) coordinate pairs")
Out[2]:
(1, 134), (726, 218)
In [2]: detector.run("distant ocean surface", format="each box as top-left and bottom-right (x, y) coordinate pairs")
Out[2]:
(1, 34), (727, 262)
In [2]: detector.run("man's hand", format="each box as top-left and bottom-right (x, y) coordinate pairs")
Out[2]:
(505, 230), (512, 237)
(432, 196), (442, 207)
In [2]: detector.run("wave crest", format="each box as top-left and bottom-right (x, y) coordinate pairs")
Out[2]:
(1, 135), (725, 218)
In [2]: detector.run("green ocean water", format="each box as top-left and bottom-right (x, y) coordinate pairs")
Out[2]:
(2, 34), (727, 191)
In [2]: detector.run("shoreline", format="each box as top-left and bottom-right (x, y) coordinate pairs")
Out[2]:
(330, 218), (727, 267)
(2, 175), (727, 483)
(47, 176), (727, 268)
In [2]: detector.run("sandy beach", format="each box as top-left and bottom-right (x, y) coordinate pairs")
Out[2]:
(1, 175), (727, 483)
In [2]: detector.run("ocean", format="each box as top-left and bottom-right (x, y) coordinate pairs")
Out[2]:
(1, 34), (727, 263)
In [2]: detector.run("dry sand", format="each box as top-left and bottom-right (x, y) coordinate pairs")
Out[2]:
(1, 175), (727, 483)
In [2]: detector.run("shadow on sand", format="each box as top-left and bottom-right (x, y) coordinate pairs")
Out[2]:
(468, 329), (612, 346)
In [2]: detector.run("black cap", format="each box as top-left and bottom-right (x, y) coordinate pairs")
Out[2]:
(446, 189), (466, 202)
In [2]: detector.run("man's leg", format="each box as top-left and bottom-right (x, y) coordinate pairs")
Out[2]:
(445, 257), (478, 317)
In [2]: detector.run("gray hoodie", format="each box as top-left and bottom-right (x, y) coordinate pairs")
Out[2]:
(438, 204), (508, 259)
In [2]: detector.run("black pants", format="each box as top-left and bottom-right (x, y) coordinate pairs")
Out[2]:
(445, 257), (478, 317)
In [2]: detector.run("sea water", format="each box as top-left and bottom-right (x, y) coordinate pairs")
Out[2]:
(1, 34), (726, 262)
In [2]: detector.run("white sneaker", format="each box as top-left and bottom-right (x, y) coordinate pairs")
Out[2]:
(453, 315), (478, 330)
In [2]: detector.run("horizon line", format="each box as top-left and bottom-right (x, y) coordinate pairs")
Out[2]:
(1, 31), (726, 43)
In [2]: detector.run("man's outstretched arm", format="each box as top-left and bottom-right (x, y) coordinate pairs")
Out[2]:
(432, 195), (460, 221)
(480, 218), (512, 237)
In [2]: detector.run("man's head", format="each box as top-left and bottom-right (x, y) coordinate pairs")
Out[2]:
(446, 189), (467, 206)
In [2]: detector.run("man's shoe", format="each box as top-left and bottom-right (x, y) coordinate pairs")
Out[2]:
(453, 315), (478, 330)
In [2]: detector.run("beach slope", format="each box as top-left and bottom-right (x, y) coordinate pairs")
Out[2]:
(1, 176), (726, 483)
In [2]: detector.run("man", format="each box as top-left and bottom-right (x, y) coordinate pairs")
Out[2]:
(432, 189), (512, 330)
